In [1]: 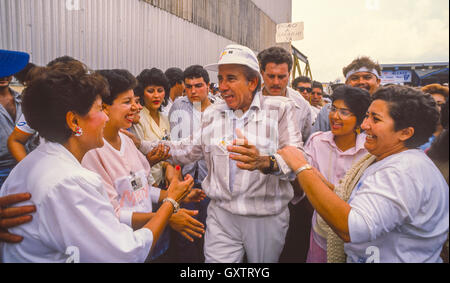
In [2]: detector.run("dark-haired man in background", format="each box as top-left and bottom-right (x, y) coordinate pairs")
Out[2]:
(168, 65), (212, 262)
(258, 47), (312, 143)
(257, 47), (314, 263)
(163, 67), (185, 115)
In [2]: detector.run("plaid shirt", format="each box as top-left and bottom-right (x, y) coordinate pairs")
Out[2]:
(158, 91), (303, 216)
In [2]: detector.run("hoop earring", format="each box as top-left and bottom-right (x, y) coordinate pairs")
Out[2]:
(74, 126), (83, 137)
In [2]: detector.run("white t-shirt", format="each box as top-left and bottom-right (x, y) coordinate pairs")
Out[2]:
(0, 142), (153, 263)
(345, 150), (449, 263)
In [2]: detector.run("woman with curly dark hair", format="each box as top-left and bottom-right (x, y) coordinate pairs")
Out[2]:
(278, 85), (448, 263)
(131, 68), (172, 188)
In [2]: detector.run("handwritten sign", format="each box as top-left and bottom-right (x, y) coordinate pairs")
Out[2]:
(276, 22), (304, 43)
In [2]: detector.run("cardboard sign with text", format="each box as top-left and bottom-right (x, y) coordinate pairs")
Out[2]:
(276, 22), (304, 43)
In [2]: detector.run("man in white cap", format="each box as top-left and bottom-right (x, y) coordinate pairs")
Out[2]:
(0, 49), (36, 253)
(312, 56), (381, 133)
(135, 44), (303, 263)
(0, 49), (30, 187)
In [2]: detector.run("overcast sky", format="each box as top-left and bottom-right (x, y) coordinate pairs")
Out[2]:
(291, 0), (449, 82)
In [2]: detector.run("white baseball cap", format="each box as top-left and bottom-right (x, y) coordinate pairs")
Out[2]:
(204, 44), (261, 74)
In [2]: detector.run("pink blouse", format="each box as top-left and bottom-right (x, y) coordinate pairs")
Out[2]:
(304, 131), (368, 262)
(82, 133), (161, 228)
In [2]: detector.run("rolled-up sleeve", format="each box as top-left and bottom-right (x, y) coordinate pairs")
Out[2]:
(275, 100), (304, 181)
(119, 210), (134, 227)
(150, 186), (161, 204)
(348, 207), (373, 243)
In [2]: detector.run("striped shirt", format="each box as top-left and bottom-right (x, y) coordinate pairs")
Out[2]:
(150, 91), (303, 216)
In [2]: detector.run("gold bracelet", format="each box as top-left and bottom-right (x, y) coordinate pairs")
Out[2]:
(294, 164), (313, 176)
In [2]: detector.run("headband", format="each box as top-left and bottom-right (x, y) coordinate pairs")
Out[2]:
(345, 67), (380, 80)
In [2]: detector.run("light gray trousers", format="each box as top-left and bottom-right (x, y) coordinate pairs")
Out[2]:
(204, 201), (289, 263)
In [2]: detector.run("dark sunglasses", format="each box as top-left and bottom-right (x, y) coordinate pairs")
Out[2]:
(295, 87), (312, 93)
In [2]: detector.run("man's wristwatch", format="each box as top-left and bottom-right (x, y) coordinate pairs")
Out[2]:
(294, 164), (313, 176)
(163, 197), (180, 213)
(262, 155), (277, 174)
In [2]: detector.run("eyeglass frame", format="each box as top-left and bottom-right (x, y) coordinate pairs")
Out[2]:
(329, 105), (354, 118)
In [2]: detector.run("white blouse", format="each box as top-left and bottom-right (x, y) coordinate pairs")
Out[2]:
(131, 108), (171, 186)
(346, 150), (449, 263)
(0, 142), (153, 263)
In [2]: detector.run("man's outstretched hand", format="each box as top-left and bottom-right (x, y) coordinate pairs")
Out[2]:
(0, 193), (36, 243)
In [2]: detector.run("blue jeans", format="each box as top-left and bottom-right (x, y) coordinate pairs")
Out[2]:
(0, 167), (13, 189)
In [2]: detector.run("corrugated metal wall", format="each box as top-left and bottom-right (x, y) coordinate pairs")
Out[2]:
(0, 0), (235, 76)
(0, 0), (291, 77)
(251, 0), (291, 25)
(143, 0), (285, 52)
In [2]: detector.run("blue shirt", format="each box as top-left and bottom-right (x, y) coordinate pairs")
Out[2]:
(312, 103), (331, 134)
(419, 135), (435, 151)
(0, 88), (22, 170)
(168, 96), (209, 184)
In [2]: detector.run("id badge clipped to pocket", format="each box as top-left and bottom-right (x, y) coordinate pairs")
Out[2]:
(129, 171), (144, 192)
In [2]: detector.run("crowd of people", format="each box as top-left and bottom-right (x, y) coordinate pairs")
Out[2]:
(0, 44), (448, 263)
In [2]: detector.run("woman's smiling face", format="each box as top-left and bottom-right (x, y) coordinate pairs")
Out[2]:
(329, 99), (357, 137)
(361, 99), (409, 161)
(104, 89), (137, 130)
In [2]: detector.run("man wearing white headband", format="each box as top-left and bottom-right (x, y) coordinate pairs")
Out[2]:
(343, 57), (381, 95)
(313, 56), (381, 133)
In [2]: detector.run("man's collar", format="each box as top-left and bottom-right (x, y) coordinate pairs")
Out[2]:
(262, 87), (287, 98)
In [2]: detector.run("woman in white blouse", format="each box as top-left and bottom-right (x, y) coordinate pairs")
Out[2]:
(279, 85), (448, 263)
(0, 61), (193, 263)
(131, 68), (172, 188)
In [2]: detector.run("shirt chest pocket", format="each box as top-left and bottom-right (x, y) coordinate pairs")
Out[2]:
(205, 145), (230, 190)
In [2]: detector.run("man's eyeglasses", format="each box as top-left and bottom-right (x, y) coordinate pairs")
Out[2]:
(295, 87), (312, 93)
(329, 105), (353, 118)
